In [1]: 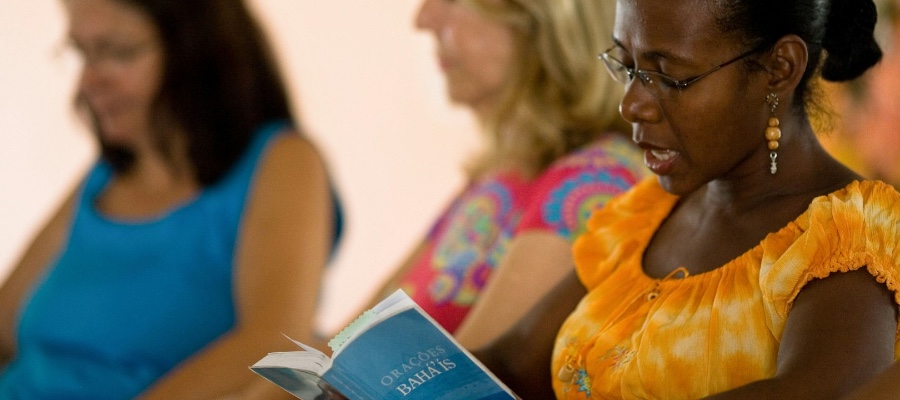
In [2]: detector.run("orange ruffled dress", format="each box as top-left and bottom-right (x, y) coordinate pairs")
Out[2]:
(552, 178), (900, 399)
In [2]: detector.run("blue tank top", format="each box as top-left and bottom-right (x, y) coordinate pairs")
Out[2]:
(0, 122), (342, 399)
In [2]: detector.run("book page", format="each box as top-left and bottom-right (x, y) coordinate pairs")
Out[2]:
(251, 336), (342, 399)
(252, 351), (330, 375)
(250, 367), (348, 400)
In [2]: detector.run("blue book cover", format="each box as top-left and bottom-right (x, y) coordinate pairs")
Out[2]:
(251, 290), (516, 400)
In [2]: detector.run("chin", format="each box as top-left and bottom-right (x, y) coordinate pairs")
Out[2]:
(444, 82), (486, 108)
(655, 175), (704, 197)
(445, 88), (472, 106)
(656, 175), (678, 194)
(97, 121), (140, 147)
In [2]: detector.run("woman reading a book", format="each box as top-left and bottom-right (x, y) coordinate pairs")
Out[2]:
(363, 0), (648, 350)
(0, 0), (341, 398)
(476, 0), (900, 398)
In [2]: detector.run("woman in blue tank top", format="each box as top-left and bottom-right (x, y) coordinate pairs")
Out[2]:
(0, 0), (342, 398)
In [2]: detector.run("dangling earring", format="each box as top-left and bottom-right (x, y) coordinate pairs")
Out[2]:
(765, 93), (781, 175)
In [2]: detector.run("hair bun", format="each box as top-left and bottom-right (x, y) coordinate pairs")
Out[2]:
(821, 0), (882, 81)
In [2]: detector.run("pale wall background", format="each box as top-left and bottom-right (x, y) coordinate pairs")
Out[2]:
(0, 0), (480, 333)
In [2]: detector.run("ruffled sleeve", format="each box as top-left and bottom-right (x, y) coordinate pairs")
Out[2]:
(760, 180), (900, 335)
(573, 178), (678, 289)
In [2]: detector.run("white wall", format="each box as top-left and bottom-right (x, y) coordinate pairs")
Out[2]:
(0, 2), (96, 279)
(0, 0), (480, 333)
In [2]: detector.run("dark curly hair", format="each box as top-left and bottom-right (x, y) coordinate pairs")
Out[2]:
(715, 0), (883, 108)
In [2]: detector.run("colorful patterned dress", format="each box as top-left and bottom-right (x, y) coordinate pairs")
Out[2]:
(552, 178), (900, 399)
(397, 134), (647, 333)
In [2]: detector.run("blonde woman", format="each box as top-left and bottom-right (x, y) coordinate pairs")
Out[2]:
(364, 0), (647, 349)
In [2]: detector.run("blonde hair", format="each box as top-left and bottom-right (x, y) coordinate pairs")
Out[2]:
(464, 0), (626, 179)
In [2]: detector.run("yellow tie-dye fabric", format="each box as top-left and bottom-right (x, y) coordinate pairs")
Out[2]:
(552, 178), (900, 400)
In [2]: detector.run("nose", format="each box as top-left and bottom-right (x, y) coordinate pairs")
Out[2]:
(619, 79), (660, 126)
(78, 61), (108, 99)
(415, 0), (444, 31)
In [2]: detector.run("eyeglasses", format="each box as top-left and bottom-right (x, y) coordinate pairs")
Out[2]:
(599, 45), (765, 100)
(55, 40), (156, 77)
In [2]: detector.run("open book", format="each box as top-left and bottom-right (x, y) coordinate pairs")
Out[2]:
(251, 290), (517, 400)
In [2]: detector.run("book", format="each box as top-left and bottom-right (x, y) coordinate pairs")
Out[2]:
(251, 289), (517, 400)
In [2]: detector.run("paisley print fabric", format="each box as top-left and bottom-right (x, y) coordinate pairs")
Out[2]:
(398, 134), (647, 332)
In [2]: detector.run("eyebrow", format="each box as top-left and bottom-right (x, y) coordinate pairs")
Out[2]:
(611, 36), (695, 66)
(68, 34), (149, 49)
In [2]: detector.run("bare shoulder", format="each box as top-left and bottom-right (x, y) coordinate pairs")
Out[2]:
(239, 129), (334, 232)
(261, 130), (328, 175)
(770, 269), (897, 398)
(246, 130), (331, 202)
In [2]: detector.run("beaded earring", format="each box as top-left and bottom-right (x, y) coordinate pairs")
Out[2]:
(765, 93), (781, 175)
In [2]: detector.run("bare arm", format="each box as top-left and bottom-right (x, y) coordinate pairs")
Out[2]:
(138, 134), (334, 400)
(841, 362), (900, 400)
(455, 231), (573, 349)
(703, 269), (897, 400)
(0, 188), (78, 366)
(362, 242), (428, 311)
(475, 270), (586, 398)
(307, 241), (430, 347)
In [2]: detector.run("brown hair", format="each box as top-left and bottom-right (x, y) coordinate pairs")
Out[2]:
(81, 0), (296, 185)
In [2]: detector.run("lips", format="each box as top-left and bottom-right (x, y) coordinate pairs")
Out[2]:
(643, 147), (680, 176)
(435, 51), (453, 71)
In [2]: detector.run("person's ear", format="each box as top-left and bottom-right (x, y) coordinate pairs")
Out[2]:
(762, 34), (809, 94)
